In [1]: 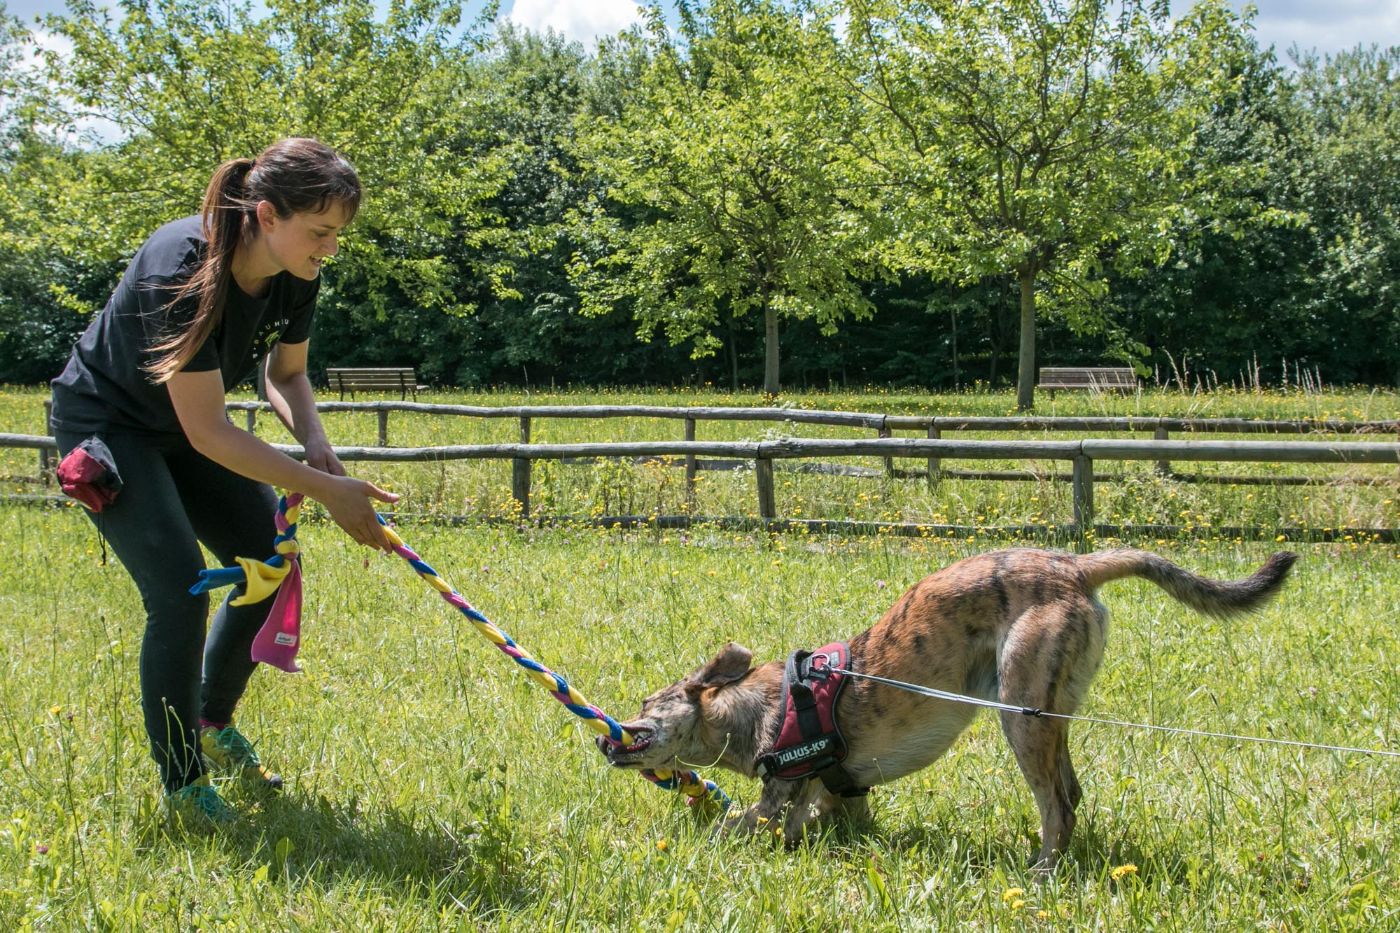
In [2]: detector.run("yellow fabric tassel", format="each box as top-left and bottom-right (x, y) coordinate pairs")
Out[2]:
(230, 556), (294, 606)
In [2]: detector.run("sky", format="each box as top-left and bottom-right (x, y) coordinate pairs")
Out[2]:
(4, 0), (1399, 57)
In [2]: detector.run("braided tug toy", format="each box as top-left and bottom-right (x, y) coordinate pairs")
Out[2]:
(191, 492), (730, 814)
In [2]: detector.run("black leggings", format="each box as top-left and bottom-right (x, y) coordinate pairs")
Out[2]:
(56, 430), (279, 791)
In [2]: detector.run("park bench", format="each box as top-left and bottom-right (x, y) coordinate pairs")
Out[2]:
(325, 366), (426, 401)
(1037, 366), (1137, 397)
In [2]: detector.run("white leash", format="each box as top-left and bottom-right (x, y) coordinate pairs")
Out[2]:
(834, 668), (1400, 760)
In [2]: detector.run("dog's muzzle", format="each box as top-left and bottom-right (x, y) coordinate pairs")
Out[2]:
(598, 729), (653, 765)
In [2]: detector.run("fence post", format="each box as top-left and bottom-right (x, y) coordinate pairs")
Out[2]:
(1153, 424), (1170, 476)
(377, 409), (390, 447)
(245, 406), (257, 434)
(684, 417), (697, 513)
(755, 456), (776, 521)
(927, 419), (941, 483)
(511, 416), (532, 520)
(39, 399), (53, 485)
(878, 421), (893, 477)
(1072, 454), (1094, 553)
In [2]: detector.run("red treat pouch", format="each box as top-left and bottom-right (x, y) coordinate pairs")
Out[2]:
(56, 436), (123, 512)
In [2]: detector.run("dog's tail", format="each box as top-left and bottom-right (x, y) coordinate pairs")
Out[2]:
(1075, 549), (1297, 618)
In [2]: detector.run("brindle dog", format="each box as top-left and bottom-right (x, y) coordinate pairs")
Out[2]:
(600, 547), (1296, 869)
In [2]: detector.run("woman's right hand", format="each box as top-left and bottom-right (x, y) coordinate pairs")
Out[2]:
(314, 474), (400, 551)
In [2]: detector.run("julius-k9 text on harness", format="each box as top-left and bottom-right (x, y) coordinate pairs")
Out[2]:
(754, 642), (868, 798)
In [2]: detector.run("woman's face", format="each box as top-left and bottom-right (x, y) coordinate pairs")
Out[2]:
(257, 201), (353, 281)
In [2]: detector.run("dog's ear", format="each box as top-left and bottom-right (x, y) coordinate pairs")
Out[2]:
(685, 642), (753, 693)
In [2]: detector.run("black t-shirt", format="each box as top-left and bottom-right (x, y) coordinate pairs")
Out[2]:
(50, 216), (318, 436)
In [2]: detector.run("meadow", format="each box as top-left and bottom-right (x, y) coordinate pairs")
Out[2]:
(1, 386), (1397, 929)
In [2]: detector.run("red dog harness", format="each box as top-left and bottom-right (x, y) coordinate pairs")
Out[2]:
(754, 642), (868, 798)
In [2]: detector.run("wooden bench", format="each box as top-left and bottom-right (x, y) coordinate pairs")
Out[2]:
(325, 367), (426, 400)
(1037, 366), (1137, 397)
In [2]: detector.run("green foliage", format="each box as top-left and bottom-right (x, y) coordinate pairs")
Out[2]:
(1289, 46), (1400, 384)
(569, 0), (881, 395)
(0, 0), (1397, 392)
(31, 0), (514, 317)
(840, 0), (1249, 407)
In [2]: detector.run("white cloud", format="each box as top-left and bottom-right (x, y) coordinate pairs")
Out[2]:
(503, 0), (645, 47)
(1225, 0), (1400, 56)
(1146, 2), (1400, 62)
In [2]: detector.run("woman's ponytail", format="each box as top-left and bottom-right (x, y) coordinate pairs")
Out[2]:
(144, 157), (255, 382)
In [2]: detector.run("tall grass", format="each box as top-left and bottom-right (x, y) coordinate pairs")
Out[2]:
(1, 386), (1397, 927)
(1, 506), (1397, 928)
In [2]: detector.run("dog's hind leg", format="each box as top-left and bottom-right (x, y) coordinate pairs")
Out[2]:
(1002, 712), (1077, 872)
(997, 602), (1103, 872)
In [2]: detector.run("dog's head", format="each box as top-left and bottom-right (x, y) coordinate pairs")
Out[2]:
(597, 641), (756, 772)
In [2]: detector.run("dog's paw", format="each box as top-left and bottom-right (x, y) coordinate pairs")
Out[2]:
(717, 806), (778, 840)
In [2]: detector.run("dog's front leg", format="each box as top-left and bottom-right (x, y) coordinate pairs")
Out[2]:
(781, 780), (849, 846)
(719, 779), (801, 840)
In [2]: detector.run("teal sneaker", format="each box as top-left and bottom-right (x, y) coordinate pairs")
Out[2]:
(200, 725), (284, 792)
(167, 775), (237, 825)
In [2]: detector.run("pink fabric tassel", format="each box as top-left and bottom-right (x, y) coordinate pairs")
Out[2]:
(250, 559), (303, 673)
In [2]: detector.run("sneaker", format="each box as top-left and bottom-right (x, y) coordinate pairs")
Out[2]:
(167, 775), (237, 825)
(200, 725), (284, 792)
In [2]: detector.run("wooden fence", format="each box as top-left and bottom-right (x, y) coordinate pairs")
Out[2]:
(221, 400), (1400, 444)
(209, 400), (1400, 487)
(7, 430), (1397, 549)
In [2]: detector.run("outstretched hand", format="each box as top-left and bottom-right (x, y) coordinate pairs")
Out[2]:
(317, 474), (399, 551)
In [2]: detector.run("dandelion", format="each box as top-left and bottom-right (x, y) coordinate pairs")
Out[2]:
(1111, 863), (1138, 881)
(1002, 887), (1024, 904)
(656, 839), (668, 852)
(48, 705), (62, 716)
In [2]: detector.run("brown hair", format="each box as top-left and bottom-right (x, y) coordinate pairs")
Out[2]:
(145, 137), (361, 383)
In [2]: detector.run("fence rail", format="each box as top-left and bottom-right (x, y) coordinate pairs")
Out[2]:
(219, 399), (1400, 441)
(7, 431), (1397, 550)
(210, 401), (1400, 484)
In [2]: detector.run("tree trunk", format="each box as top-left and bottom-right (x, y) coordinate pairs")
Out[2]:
(1016, 265), (1037, 411)
(950, 305), (959, 390)
(763, 305), (780, 397)
(727, 314), (739, 391)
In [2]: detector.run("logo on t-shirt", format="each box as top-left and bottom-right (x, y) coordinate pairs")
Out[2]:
(251, 317), (287, 360)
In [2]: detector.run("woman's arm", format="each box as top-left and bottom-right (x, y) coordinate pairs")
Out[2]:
(167, 368), (395, 550)
(263, 339), (343, 475)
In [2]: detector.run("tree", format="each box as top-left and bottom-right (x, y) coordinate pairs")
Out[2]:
(841, 0), (1244, 408)
(569, 0), (880, 396)
(1288, 46), (1400, 385)
(31, 0), (515, 341)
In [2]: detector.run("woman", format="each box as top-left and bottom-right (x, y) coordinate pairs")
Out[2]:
(50, 138), (397, 823)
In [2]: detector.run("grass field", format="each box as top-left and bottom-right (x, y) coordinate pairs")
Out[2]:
(1, 387), (1397, 929)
